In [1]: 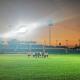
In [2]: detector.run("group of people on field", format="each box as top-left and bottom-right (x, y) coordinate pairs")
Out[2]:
(27, 52), (48, 58)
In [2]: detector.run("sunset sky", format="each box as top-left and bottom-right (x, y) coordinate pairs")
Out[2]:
(0, 0), (80, 46)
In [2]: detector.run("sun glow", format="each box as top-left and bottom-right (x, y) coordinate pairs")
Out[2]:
(2, 20), (53, 39)
(3, 22), (40, 39)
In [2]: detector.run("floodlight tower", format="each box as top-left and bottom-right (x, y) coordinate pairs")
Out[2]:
(48, 20), (53, 46)
(56, 40), (58, 46)
(65, 40), (68, 47)
(65, 40), (68, 53)
(78, 39), (80, 47)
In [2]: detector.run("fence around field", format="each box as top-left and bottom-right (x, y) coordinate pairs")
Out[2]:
(0, 44), (80, 54)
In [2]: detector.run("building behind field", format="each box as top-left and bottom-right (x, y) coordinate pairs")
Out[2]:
(0, 39), (80, 54)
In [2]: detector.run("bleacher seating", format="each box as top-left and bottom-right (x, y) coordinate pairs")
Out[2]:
(0, 40), (80, 54)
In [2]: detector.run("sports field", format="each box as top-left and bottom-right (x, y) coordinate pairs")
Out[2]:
(0, 54), (80, 80)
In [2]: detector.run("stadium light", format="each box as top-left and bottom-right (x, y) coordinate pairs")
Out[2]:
(48, 20), (53, 45)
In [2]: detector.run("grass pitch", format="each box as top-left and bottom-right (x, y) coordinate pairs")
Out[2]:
(0, 54), (80, 80)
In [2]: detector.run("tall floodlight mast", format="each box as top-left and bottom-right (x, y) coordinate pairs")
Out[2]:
(65, 40), (68, 53)
(66, 40), (68, 47)
(48, 20), (53, 46)
(78, 39), (80, 47)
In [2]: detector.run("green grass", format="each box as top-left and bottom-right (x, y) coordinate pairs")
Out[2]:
(0, 54), (80, 80)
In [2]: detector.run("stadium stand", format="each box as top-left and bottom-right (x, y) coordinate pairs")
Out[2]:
(0, 40), (80, 54)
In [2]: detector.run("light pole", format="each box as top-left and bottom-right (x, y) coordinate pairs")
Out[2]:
(56, 40), (58, 46)
(78, 39), (80, 47)
(65, 40), (68, 53)
(48, 20), (53, 46)
(42, 40), (45, 54)
(65, 40), (68, 47)
(49, 25), (51, 45)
